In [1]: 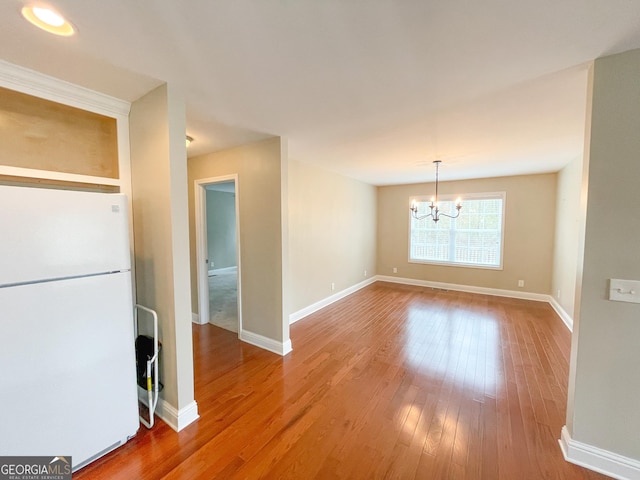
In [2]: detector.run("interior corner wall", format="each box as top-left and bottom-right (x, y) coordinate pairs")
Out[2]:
(564, 63), (593, 437)
(279, 140), (290, 343)
(288, 160), (377, 314)
(567, 48), (640, 461)
(377, 173), (557, 294)
(129, 83), (195, 412)
(551, 156), (583, 320)
(187, 137), (286, 343)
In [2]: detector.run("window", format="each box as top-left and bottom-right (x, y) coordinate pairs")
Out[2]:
(409, 192), (505, 269)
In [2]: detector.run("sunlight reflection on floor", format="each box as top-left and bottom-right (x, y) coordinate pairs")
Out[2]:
(404, 301), (501, 396)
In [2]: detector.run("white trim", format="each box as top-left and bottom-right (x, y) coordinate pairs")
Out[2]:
(279, 139), (292, 359)
(559, 426), (640, 480)
(0, 165), (122, 186)
(239, 329), (292, 356)
(211, 266), (238, 274)
(194, 180), (210, 326)
(377, 276), (575, 332)
(194, 175), (242, 337)
(0, 59), (130, 117)
(192, 312), (209, 325)
(289, 276), (572, 334)
(289, 277), (376, 324)
(549, 297), (574, 331)
(155, 399), (199, 432)
(408, 191), (506, 270)
(208, 269), (216, 276)
(376, 275), (549, 302)
(137, 388), (199, 432)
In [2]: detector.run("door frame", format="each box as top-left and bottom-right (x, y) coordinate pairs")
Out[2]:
(194, 174), (242, 335)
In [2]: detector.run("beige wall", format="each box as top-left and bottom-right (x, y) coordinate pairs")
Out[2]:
(129, 84), (195, 412)
(377, 173), (557, 294)
(288, 160), (377, 313)
(552, 156), (583, 319)
(567, 48), (640, 461)
(188, 138), (288, 343)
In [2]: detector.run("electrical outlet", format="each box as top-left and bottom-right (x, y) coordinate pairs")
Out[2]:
(364, 270), (367, 277)
(518, 280), (525, 288)
(393, 267), (398, 273)
(331, 282), (335, 291)
(557, 290), (561, 299)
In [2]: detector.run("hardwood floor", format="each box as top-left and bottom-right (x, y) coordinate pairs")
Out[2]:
(75, 282), (610, 479)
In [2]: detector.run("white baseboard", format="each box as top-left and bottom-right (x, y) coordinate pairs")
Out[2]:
(289, 277), (377, 324)
(240, 329), (292, 356)
(137, 388), (199, 432)
(376, 275), (550, 302)
(560, 426), (640, 480)
(192, 312), (209, 325)
(210, 266), (237, 274)
(289, 275), (573, 334)
(155, 398), (199, 432)
(549, 297), (574, 331)
(378, 275), (576, 332)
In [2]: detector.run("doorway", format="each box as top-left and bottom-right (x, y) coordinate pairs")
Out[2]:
(195, 175), (241, 335)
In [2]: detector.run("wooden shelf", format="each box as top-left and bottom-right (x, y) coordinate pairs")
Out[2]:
(0, 86), (119, 179)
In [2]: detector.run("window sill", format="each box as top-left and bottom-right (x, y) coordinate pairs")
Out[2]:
(408, 259), (504, 271)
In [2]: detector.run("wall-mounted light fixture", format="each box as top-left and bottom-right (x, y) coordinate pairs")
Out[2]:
(186, 135), (194, 148)
(410, 160), (462, 222)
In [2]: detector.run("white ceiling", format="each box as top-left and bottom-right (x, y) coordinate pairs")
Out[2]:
(2, 1), (640, 185)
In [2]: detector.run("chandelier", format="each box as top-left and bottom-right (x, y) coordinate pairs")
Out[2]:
(410, 160), (462, 222)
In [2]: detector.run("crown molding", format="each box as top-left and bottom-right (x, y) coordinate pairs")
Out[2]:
(0, 59), (130, 118)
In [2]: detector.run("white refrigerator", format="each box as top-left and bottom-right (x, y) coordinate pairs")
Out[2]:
(0, 185), (139, 471)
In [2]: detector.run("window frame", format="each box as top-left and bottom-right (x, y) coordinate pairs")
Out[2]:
(407, 191), (506, 270)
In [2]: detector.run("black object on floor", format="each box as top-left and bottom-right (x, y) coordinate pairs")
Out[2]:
(135, 335), (163, 392)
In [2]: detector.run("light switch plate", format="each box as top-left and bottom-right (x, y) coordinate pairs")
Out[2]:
(609, 279), (640, 304)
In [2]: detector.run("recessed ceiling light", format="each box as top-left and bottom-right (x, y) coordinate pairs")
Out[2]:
(21, 5), (75, 36)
